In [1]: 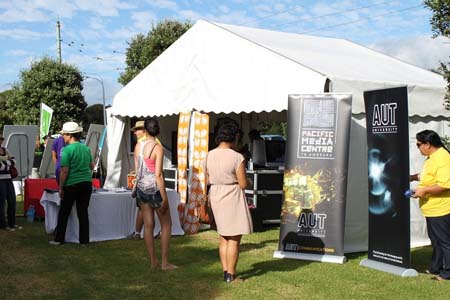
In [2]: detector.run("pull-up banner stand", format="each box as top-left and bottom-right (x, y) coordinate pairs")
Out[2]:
(360, 86), (418, 277)
(274, 94), (352, 264)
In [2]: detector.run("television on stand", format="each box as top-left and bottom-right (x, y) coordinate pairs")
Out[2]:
(251, 139), (286, 169)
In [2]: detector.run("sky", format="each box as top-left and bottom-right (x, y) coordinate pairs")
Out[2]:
(0, 0), (449, 106)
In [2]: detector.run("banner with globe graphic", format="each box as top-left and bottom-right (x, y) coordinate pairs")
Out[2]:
(364, 87), (411, 268)
(277, 94), (352, 258)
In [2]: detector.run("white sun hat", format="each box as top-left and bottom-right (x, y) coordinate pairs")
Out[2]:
(60, 121), (83, 134)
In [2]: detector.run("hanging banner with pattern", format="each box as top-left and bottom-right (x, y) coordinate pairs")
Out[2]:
(183, 111), (209, 234)
(177, 112), (191, 225)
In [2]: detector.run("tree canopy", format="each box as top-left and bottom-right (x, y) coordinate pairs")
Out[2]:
(81, 104), (104, 131)
(5, 57), (87, 134)
(425, 0), (450, 108)
(0, 90), (14, 132)
(118, 19), (192, 85)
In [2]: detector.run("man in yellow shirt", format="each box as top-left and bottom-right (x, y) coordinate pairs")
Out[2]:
(128, 121), (146, 240)
(411, 130), (450, 281)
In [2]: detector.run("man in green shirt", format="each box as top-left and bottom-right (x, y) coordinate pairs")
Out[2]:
(50, 122), (94, 245)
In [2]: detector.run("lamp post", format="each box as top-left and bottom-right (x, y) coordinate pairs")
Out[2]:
(85, 75), (107, 126)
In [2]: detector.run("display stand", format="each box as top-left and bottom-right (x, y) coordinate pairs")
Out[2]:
(274, 250), (346, 264)
(360, 259), (418, 277)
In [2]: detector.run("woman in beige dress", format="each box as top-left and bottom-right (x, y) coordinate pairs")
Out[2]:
(205, 123), (253, 283)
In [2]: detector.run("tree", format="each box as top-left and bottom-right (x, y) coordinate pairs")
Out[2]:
(81, 104), (104, 131)
(118, 19), (192, 85)
(425, 0), (450, 108)
(7, 57), (87, 134)
(0, 89), (14, 132)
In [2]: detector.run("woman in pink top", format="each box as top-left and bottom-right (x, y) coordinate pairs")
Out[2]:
(133, 117), (177, 270)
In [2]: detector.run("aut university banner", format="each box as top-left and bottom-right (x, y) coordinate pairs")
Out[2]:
(275, 94), (352, 263)
(363, 87), (411, 269)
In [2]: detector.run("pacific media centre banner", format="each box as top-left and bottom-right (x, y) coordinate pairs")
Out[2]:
(364, 87), (410, 268)
(277, 94), (352, 257)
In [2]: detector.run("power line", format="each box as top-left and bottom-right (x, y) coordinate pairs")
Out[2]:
(269, 0), (393, 30)
(238, 3), (308, 26)
(299, 4), (423, 35)
(61, 40), (122, 62)
(58, 20), (126, 63)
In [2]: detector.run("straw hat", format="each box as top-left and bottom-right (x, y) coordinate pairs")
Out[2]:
(60, 121), (83, 134)
(130, 120), (145, 132)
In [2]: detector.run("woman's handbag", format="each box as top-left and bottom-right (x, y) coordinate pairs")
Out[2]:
(198, 153), (215, 227)
(127, 172), (136, 189)
(198, 193), (213, 224)
(10, 165), (18, 179)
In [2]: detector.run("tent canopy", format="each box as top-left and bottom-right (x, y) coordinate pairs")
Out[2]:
(111, 20), (446, 117)
(107, 21), (444, 251)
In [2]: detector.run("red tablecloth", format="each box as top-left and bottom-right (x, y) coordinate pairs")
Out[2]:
(24, 178), (101, 218)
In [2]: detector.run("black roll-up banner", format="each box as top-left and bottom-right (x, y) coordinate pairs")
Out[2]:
(364, 86), (410, 268)
(278, 94), (352, 257)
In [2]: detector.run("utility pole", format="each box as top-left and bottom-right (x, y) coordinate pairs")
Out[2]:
(56, 19), (62, 63)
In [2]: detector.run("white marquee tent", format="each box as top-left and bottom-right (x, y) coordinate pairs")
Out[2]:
(106, 20), (448, 253)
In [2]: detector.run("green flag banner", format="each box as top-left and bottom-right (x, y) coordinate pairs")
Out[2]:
(40, 103), (53, 143)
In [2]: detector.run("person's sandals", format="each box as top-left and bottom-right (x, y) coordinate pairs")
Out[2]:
(161, 263), (178, 271)
(127, 232), (141, 240)
(431, 275), (447, 281)
(225, 273), (244, 283)
(5, 225), (22, 232)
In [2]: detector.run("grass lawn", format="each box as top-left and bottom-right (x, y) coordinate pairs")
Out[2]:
(1, 218), (449, 300)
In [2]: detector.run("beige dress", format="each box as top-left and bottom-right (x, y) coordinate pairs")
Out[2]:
(206, 148), (253, 236)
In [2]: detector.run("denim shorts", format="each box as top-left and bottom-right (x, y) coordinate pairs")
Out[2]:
(136, 188), (162, 208)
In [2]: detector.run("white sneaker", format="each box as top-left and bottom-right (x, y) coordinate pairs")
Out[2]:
(5, 227), (16, 232)
(49, 241), (62, 245)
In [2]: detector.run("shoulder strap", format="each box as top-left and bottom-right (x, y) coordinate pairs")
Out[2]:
(139, 140), (158, 158)
(136, 140), (149, 179)
(137, 140), (159, 178)
(147, 142), (157, 159)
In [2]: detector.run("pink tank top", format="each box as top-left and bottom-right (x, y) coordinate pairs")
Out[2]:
(144, 158), (156, 172)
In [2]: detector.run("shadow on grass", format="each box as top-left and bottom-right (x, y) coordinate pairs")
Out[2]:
(411, 246), (433, 273)
(239, 239), (279, 252)
(239, 257), (311, 280)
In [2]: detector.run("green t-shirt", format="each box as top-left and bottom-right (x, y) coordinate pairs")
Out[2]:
(60, 142), (93, 186)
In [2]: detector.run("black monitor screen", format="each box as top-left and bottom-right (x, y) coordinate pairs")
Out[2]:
(265, 140), (285, 164)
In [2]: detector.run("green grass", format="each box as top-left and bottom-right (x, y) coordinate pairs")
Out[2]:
(0, 220), (449, 300)
(16, 195), (23, 216)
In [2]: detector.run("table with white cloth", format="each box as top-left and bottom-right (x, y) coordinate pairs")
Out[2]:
(40, 189), (184, 243)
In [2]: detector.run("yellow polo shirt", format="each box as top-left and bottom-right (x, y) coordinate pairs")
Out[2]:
(418, 147), (450, 217)
(138, 136), (161, 144)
